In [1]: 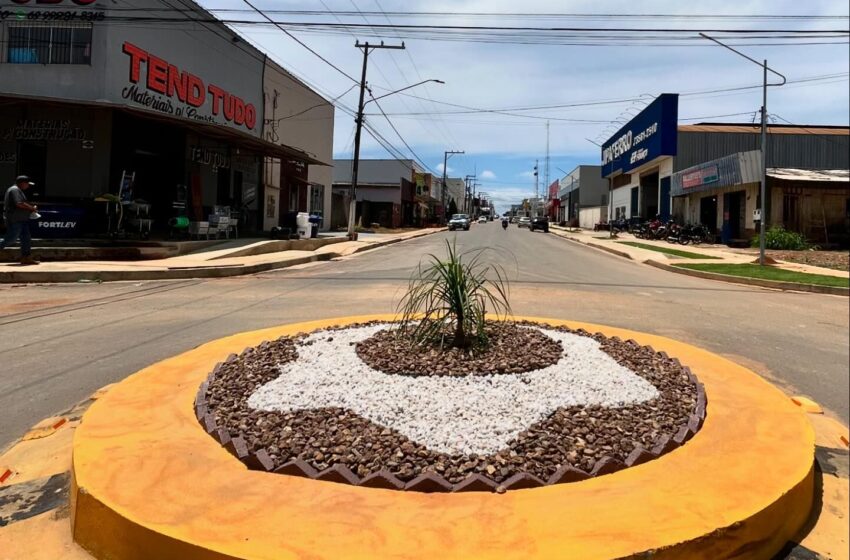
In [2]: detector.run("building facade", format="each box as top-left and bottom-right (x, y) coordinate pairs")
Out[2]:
(602, 94), (849, 244)
(0, 0), (331, 237)
(332, 159), (431, 229)
(557, 165), (608, 227)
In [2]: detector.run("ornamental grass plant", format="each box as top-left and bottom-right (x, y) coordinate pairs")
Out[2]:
(397, 240), (511, 349)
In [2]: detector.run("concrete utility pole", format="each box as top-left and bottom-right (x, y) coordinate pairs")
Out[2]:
(441, 150), (464, 222)
(533, 160), (539, 217)
(464, 174), (475, 214)
(347, 41), (405, 240)
(700, 33), (786, 265)
(544, 121), (550, 197)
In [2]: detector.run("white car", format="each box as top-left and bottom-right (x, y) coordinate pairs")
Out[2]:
(517, 217), (531, 228)
(478, 216), (488, 224)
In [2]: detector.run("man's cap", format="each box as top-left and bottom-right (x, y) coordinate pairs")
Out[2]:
(15, 175), (35, 185)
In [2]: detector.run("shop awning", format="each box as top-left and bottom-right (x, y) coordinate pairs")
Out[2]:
(117, 106), (329, 166)
(0, 94), (329, 166)
(767, 168), (850, 183)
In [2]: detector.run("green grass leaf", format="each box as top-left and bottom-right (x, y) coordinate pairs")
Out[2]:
(674, 263), (849, 288)
(618, 241), (720, 260)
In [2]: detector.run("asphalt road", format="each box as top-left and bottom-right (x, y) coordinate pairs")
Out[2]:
(0, 222), (847, 447)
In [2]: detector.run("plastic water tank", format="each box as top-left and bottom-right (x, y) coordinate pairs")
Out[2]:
(295, 212), (311, 239)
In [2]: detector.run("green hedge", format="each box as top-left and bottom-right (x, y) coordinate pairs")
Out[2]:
(751, 226), (811, 250)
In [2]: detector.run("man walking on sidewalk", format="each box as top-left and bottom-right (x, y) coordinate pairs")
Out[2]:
(1, 175), (40, 265)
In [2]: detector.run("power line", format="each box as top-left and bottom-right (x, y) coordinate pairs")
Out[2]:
(240, 0), (360, 84)
(360, 72), (848, 117)
(368, 93), (436, 174)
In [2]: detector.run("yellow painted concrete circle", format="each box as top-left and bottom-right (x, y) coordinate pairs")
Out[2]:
(71, 315), (815, 560)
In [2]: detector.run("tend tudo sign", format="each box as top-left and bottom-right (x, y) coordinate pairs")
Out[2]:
(121, 41), (257, 132)
(601, 94), (678, 178)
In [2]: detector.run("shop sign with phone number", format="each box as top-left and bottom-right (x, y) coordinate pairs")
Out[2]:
(0, 9), (104, 20)
(2, 0), (103, 21)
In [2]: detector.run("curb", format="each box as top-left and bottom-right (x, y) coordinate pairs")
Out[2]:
(0, 228), (445, 284)
(646, 260), (850, 296)
(70, 315), (815, 560)
(550, 230), (634, 260)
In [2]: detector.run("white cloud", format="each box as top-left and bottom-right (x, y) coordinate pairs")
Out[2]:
(480, 170), (497, 179)
(209, 0), (849, 200)
(435, 163), (455, 174)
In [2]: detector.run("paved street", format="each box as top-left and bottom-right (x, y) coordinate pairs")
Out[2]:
(0, 222), (847, 447)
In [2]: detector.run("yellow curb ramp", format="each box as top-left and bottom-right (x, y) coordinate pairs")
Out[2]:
(70, 315), (815, 560)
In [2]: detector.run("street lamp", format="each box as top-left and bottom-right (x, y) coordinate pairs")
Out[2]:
(700, 33), (786, 265)
(346, 45), (444, 239)
(365, 79), (444, 106)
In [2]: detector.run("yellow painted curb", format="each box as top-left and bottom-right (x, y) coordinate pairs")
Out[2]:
(791, 396), (824, 414)
(70, 315), (815, 560)
(22, 417), (68, 441)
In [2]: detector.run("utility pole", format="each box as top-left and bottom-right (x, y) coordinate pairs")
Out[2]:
(464, 174), (475, 214)
(544, 120), (550, 199)
(347, 40), (405, 240)
(533, 160), (539, 217)
(441, 150), (464, 223)
(700, 33), (785, 265)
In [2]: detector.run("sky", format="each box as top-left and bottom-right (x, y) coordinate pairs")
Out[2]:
(199, 0), (849, 214)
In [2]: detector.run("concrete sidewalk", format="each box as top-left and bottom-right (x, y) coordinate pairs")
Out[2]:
(550, 225), (849, 279)
(0, 228), (444, 283)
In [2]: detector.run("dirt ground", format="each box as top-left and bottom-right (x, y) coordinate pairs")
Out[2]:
(766, 250), (850, 271)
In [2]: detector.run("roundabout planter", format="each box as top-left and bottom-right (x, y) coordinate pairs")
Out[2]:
(70, 315), (815, 560)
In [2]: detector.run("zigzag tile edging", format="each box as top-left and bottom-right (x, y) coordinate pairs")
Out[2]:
(195, 329), (707, 493)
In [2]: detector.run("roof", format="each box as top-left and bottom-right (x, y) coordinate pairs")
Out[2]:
(767, 168), (850, 182)
(332, 159), (419, 184)
(679, 123), (849, 135)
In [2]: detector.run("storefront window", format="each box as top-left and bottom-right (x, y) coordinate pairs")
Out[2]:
(7, 23), (92, 65)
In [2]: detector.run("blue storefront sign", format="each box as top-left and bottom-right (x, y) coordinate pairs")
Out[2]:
(601, 94), (679, 178)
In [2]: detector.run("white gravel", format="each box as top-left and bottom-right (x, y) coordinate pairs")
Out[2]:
(247, 325), (659, 456)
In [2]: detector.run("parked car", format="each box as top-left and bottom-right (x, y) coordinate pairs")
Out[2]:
(517, 216), (531, 228)
(510, 216), (517, 223)
(448, 214), (471, 231)
(478, 216), (488, 224)
(530, 216), (549, 233)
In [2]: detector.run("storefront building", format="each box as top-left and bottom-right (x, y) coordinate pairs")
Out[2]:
(558, 165), (608, 228)
(0, 0), (329, 238)
(332, 159), (425, 229)
(603, 94), (849, 245)
(672, 150), (849, 245)
(603, 93), (679, 227)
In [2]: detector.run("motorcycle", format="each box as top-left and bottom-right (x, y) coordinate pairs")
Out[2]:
(501, 219), (509, 231)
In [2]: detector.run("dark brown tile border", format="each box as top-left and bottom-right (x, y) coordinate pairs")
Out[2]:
(194, 333), (707, 494)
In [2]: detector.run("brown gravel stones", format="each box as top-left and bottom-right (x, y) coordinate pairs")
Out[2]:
(200, 322), (705, 493)
(355, 322), (563, 376)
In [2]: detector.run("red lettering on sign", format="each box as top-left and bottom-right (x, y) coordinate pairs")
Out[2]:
(223, 92), (235, 121)
(120, 41), (255, 130)
(146, 54), (168, 94)
(167, 64), (187, 102)
(122, 42), (148, 84)
(187, 74), (205, 107)
(207, 84), (225, 116)
(233, 97), (245, 125)
(244, 105), (256, 130)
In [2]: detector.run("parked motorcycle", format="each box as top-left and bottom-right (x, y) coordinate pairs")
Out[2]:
(666, 222), (685, 244)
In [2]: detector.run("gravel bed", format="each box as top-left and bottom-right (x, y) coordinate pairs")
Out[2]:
(355, 322), (563, 376)
(205, 322), (699, 484)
